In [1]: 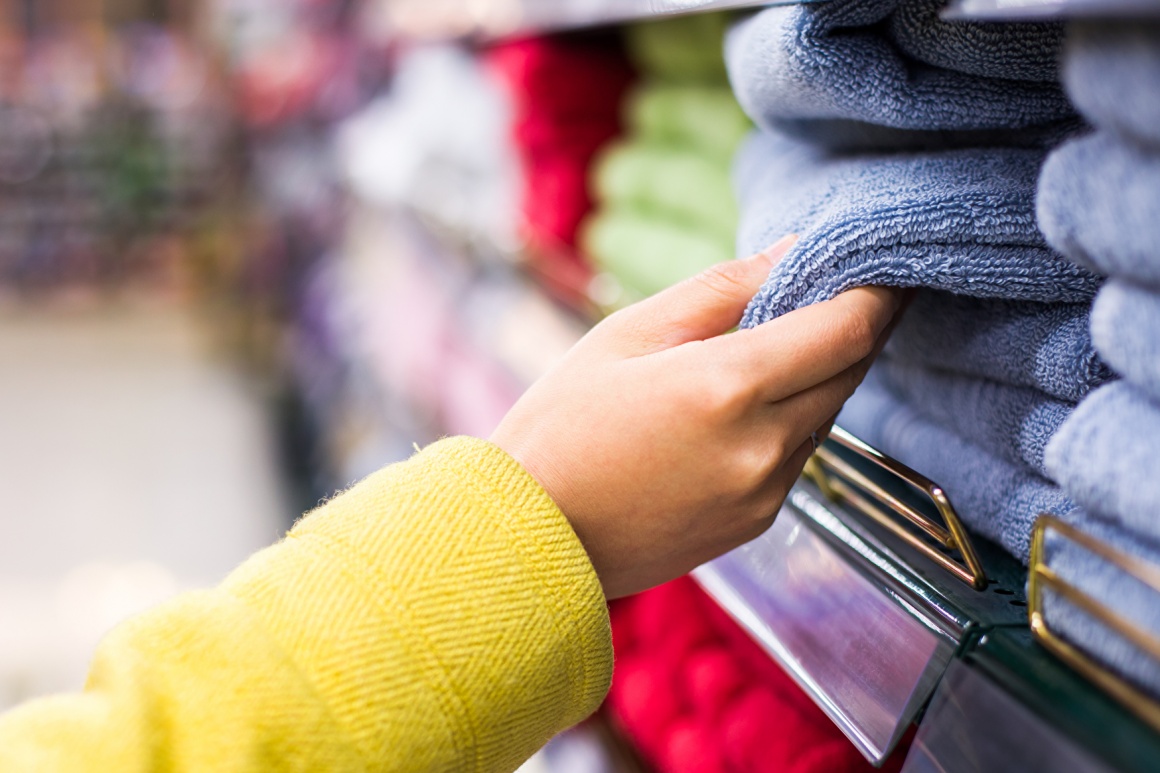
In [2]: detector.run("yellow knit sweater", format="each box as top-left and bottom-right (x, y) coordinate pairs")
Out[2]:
(0, 437), (613, 772)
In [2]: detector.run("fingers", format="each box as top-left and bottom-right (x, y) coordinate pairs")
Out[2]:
(602, 235), (797, 356)
(716, 285), (902, 402)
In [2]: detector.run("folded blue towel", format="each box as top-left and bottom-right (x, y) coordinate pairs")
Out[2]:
(734, 131), (1101, 328)
(1092, 281), (1160, 404)
(838, 368), (1078, 562)
(1038, 130), (1160, 289)
(724, 0), (1074, 151)
(1046, 381), (1160, 545)
(1043, 513), (1160, 699)
(1063, 21), (1160, 150)
(878, 358), (1072, 478)
(886, 290), (1111, 403)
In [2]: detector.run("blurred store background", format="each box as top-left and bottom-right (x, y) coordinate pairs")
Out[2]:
(5, 1), (1157, 773)
(0, 1), (756, 769)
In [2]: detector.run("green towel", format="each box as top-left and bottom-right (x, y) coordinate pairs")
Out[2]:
(627, 85), (751, 162)
(625, 14), (731, 83)
(582, 12), (748, 298)
(583, 212), (733, 298)
(593, 142), (738, 243)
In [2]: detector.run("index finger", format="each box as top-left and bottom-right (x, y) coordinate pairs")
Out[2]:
(712, 286), (903, 403)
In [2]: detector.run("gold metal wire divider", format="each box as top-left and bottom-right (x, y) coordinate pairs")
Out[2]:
(802, 426), (987, 590)
(1028, 514), (1160, 733)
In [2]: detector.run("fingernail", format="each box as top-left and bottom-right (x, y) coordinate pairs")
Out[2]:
(746, 234), (797, 268)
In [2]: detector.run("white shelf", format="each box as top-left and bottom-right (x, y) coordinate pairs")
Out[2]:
(943, 0), (1160, 20)
(383, 0), (814, 40)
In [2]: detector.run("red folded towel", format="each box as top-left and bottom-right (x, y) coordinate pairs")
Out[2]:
(487, 34), (634, 259)
(608, 576), (911, 773)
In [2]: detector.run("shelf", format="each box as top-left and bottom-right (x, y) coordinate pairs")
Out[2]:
(382, 0), (817, 41)
(915, 629), (1160, 773)
(943, 0), (1160, 21)
(693, 468), (1030, 764)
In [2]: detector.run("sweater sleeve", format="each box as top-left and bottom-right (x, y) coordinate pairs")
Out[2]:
(0, 437), (613, 773)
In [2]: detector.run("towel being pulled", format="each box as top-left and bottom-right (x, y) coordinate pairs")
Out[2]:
(886, 290), (1111, 403)
(1046, 381), (1160, 545)
(735, 131), (1100, 329)
(1038, 130), (1160, 289)
(1043, 513), (1160, 699)
(1062, 21), (1160, 150)
(724, 0), (1074, 151)
(838, 368), (1077, 562)
(1091, 280), (1160, 404)
(877, 358), (1072, 478)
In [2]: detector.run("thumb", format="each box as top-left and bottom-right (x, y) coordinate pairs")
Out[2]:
(607, 234), (796, 356)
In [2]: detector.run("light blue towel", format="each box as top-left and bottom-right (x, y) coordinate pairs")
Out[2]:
(725, 0), (1074, 151)
(1063, 21), (1160, 150)
(1038, 130), (1160, 289)
(1043, 513), (1160, 699)
(838, 368), (1078, 563)
(877, 358), (1072, 479)
(735, 131), (1101, 329)
(1045, 381), (1160, 545)
(886, 290), (1111, 403)
(1091, 280), (1160, 404)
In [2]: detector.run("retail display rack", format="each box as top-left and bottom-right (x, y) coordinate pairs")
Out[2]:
(380, 0), (814, 39)
(349, 2), (1160, 771)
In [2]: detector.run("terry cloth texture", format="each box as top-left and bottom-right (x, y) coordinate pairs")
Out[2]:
(1092, 280), (1160, 404)
(878, 358), (1072, 478)
(839, 368), (1077, 563)
(1046, 381), (1160, 546)
(0, 437), (613, 771)
(583, 14), (749, 299)
(1038, 130), (1160, 289)
(608, 577), (908, 773)
(1063, 21), (1160, 150)
(1043, 514), (1160, 698)
(735, 131), (1100, 328)
(885, 290), (1111, 403)
(724, 0), (1075, 151)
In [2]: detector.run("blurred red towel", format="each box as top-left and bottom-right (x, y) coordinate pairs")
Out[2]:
(487, 34), (634, 259)
(608, 576), (911, 773)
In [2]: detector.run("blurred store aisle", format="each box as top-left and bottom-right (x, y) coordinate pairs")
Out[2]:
(0, 304), (291, 709)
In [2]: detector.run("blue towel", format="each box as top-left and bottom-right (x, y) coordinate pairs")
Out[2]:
(838, 368), (1078, 562)
(1043, 513), (1160, 699)
(1092, 280), (1160, 404)
(1038, 130), (1160, 289)
(886, 290), (1111, 403)
(877, 358), (1072, 479)
(725, 0), (1075, 151)
(735, 131), (1101, 329)
(1046, 381), (1160, 545)
(1063, 21), (1160, 150)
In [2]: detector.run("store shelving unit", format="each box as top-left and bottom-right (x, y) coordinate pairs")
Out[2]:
(382, 0), (813, 39)
(322, 2), (1160, 771)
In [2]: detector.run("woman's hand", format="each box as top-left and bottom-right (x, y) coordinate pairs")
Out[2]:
(491, 236), (902, 599)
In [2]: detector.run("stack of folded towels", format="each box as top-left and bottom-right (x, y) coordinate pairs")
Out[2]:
(1034, 22), (1160, 698)
(581, 14), (751, 300)
(726, 0), (1105, 563)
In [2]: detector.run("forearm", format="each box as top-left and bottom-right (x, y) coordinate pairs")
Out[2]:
(0, 437), (613, 773)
